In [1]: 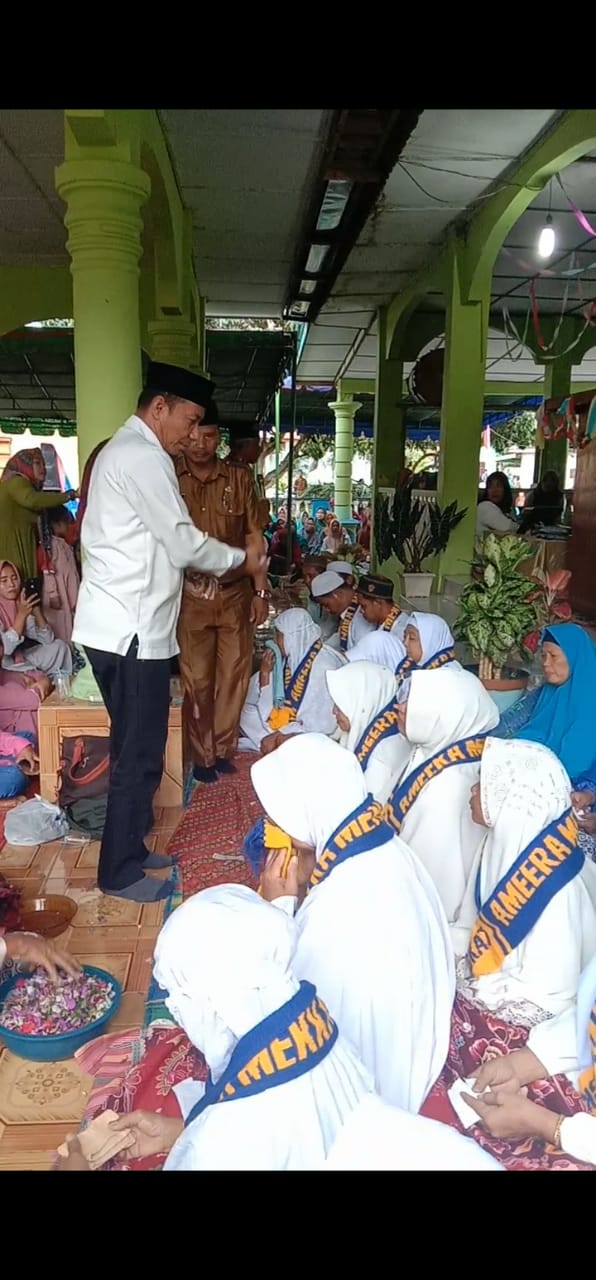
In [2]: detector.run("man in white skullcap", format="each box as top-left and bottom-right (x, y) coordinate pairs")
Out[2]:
(311, 571), (374, 654)
(326, 560), (356, 589)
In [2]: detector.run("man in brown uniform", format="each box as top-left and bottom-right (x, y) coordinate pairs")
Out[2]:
(176, 404), (271, 783)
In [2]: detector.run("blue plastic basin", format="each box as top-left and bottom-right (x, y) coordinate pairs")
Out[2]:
(0, 964), (122, 1062)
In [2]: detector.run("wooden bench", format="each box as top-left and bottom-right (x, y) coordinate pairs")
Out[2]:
(38, 693), (183, 808)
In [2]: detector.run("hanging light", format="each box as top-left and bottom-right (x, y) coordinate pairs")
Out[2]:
(537, 213), (555, 259)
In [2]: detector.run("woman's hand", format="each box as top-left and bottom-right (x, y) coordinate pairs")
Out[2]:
(259, 649), (274, 688)
(31, 602), (46, 628)
(55, 1134), (91, 1171)
(260, 848), (299, 902)
(25, 675), (52, 701)
(14, 589), (36, 635)
(472, 1054), (525, 1095)
(4, 932), (81, 982)
(17, 745), (39, 775)
(109, 1110), (183, 1159)
(462, 1089), (559, 1143)
(260, 731), (285, 755)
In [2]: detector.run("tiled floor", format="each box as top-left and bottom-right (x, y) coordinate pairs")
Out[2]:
(0, 804), (183, 1170)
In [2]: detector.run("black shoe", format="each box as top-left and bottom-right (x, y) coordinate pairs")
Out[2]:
(193, 764), (219, 784)
(216, 758), (237, 776)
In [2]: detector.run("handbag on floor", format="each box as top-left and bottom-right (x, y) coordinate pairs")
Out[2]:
(60, 736), (110, 807)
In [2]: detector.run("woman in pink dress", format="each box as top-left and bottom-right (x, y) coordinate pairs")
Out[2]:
(40, 507), (80, 643)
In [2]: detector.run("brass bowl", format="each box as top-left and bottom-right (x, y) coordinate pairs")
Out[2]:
(18, 894), (77, 939)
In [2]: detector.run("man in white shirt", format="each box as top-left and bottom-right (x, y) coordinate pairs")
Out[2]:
(73, 361), (265, 903)
(311, 571), (374, 654)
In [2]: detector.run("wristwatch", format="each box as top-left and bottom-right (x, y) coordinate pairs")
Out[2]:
(254, 589), (272, 600)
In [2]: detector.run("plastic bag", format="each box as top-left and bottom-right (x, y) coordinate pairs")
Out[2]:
(70, 651), (104, 703)
(4, 796), (70, 846)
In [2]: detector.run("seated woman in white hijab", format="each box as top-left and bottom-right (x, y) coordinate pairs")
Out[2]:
(247, 733), (455, 1114)
(323, 1094), (503, 1171)
(239, 608), (343, 754)
(98, 884), (374, 1172)
(460, 950), (596, 1170)
(420, 738), (596, 1171)
(325, 660), (411, 804)
(346, 627), (408, 677)
(403, 612), (461, 674)
(386, 667), (499, 925)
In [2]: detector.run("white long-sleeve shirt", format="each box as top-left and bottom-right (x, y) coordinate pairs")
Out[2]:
(73, 415), (246, 660)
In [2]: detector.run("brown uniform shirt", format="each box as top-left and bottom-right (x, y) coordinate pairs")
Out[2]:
(175, 456), (261, 549)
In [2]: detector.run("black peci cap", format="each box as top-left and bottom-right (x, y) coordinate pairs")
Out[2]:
(357, 574), (395, 601)
(145, 361), (215, 410)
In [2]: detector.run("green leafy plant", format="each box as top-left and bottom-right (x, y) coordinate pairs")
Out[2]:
(374, 483), (467, 574)
(454, 533), (540, 680)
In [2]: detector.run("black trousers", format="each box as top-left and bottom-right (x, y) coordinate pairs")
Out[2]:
(85, 639), (171, 891)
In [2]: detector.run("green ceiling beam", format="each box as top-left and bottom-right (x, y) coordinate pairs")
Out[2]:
(463, 110), (596, 301)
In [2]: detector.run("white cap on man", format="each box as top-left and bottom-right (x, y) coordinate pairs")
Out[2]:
(326, 561), (353, 578)
(311, 571), (345, 599)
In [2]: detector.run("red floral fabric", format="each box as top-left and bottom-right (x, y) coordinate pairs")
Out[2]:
(421, 994), (593, 1170)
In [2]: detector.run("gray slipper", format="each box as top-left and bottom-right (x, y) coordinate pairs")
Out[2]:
(102, 876), (171, 903)
(143, 853), (172, 870)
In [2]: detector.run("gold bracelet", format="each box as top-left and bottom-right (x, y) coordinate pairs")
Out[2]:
(551, 1115), (564, 1149)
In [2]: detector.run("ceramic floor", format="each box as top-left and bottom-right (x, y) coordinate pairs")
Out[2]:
(0, 804), (183, 1170)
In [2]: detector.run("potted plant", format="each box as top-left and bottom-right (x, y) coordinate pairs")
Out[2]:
(454, 533), (540, 707)
(375, 481), (467, 597)
(524, 568), (572, 654)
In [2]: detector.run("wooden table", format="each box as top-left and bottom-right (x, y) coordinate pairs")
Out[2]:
(38, 693), (183, 807)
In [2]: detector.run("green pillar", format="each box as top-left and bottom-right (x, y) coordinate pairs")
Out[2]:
(373, 308), (405, 489)
(196, 294), (206, 370)
(540, 354), (573, 485)
(329, 395), (361, 523)
(437, 246), (489, 582)
(148, 317), (197, 368)
(55, 158), (150, 467)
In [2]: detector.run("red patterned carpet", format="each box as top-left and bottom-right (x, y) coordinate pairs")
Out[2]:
(168, 752), (261, 898)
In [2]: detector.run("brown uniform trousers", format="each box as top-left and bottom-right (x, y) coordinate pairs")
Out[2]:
(175, 456), (260, 770)
(177, 580), (254, 768)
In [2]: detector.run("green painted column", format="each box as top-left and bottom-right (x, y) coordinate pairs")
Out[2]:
(437, 248), (489, 582)
(55, 158), (150, 467)
(540, 354), (573, 484)
(148, 317), (196, 368)
(373, 308), (405, 489)
(329, 395), (361, 523)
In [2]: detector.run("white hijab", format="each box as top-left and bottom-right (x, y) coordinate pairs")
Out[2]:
(455, 738), (596, 1020)
(396, 667), (500, 926)
(275, 607), (321, 674)
(347, 628), (406, 672)
(325, 661), (411, 804)
(154, 884), (373, 1170)
(250, 734), (455, 1113)
(241, 607), (342, 747)
(409, 611), (460, 668)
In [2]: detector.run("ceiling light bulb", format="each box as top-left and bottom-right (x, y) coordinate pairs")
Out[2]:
(537, 214), (555, 259)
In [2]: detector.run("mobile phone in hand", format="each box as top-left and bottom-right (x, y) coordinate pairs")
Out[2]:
(23, 577), (40, 601)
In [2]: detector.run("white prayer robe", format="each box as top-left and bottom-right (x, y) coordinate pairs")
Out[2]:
(323, 1094), (503, 1171)
(240, 608), (343, 749)
(152, 884), (374, 1171)
(326, 660), (410, 804)
(250, 734), (456, 1114)
(453, 738), (596, 1021)
(396, 667), (499, 925)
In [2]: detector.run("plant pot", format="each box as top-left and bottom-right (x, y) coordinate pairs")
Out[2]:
(465, 664), (529, 715)
(402, 572), (434, 598)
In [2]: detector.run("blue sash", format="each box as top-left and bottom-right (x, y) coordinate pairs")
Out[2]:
(283, 639), (323, 713)
(339, 602), (357, 652)
(386, 734), (488, 833)
(354, 699), (401, 767)
(395, 656), (414, 679)
(579, 1004), (596, 1113)
(184, 981), (337, 1130)
(469, 808), (583, 977)
(422, 646), (456, 671)
(309, 795), (394, 890)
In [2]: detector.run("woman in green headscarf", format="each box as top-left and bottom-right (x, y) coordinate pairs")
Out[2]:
(0, 449), (76, 579)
